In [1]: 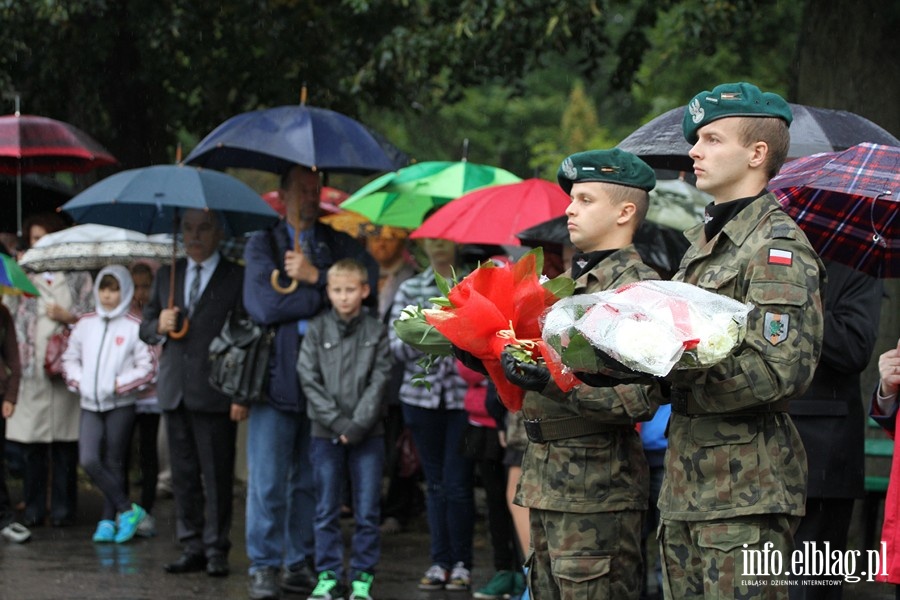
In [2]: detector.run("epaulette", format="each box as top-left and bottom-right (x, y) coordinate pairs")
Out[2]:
(770, 221), (796, 240)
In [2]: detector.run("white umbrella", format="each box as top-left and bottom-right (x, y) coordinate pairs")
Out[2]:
(19, 223), (183, 272)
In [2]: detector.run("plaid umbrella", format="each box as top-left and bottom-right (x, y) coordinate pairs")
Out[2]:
(768, 142), (900, 278)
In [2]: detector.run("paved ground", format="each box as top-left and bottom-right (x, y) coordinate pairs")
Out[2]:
(1, 478), (897, 599)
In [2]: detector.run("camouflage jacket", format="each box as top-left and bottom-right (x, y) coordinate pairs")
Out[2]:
(516, 245), (660, 513)
(658, 193), (824, 521)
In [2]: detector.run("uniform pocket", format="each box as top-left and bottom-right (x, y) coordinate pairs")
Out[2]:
(541, 438), (612, 503)
(553, 554), (611, 600)
(689, 416), (761, 510)
(696, 521), (760, 552)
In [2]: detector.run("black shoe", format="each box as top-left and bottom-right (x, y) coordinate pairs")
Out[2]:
(280, 561), (315, 593)
(207, 554), (230, 577)
(164, 552), (207, 574)
(249, 567), (281, 600)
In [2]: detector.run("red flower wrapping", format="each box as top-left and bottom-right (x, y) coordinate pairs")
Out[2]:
(424, 252), (576, 411)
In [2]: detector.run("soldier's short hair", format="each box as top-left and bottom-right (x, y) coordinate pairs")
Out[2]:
(603, 183), (650, 229)
(737, 116), (791, 180)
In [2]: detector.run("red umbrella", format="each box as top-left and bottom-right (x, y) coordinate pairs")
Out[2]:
(410, 178), (571, 246)
(260, 186), (349, 217)
(0, 112), (116, 234)
(768, 142), (900, 278)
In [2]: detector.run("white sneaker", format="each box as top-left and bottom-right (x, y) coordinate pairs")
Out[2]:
(446, 561), (471, 591)
(136, 514), (157, 537)
(1, 521), (32, 543)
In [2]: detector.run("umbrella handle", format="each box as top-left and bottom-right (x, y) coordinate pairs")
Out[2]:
(270, 269), (298, 294)
(169, 315), (190, 339)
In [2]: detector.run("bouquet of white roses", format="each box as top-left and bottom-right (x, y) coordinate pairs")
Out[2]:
(542, 280), (752, 377)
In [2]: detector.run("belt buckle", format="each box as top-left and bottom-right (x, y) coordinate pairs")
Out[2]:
(523, 419), (545, 444)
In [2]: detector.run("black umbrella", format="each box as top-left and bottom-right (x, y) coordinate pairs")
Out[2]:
(516, 215), (690, 278)
(617, 103), (900, 172)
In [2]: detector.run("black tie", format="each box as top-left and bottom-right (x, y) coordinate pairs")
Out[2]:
(188, 264), (202, 316)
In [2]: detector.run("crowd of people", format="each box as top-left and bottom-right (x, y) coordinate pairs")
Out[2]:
(0, 80), (897, 600)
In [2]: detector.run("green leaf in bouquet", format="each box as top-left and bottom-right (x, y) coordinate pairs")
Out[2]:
(434, 269), (453, 298)
(560, 333), (599, 372)
(392, 314), (452, 356)
(520, 246), (545, 275)
(542, 274), (575, 299)
(428, 296), (453, 307)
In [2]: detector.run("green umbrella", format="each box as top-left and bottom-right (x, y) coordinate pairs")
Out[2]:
(0, 253), (40, 296)
(340, 160), (521, 228)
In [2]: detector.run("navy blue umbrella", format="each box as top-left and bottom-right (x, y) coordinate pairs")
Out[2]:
(184, 105), (408, 175)
(61, 164), (279, 236)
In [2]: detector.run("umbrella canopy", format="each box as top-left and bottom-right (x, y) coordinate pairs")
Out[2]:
(0, 252), (39, 296)
(19, 223), (183, 272)
(410, 178), (570, 245)
(184, 105), (408, 175)
(60, 164), (279, 236)
(617, 104), (900, 172)
(0, 113), (117, 235)
(340, 161), (522, 229)
(260, 186), (349, 217)
(768, 142), (900, 277)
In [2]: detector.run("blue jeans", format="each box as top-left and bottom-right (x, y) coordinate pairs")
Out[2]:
(245, 403), (315, 573)
(310, 435), (385, 580)
(402, 404), (474, 569)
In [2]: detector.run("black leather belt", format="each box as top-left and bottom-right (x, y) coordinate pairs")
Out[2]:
(670, 387), (789, 416)
(523, 416), (619, 443)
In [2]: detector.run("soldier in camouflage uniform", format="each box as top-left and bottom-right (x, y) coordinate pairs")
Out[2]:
(500, 149), (663, 599)
(657, 82), (825, 599)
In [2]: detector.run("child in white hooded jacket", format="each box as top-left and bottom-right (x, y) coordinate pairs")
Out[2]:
(62, 264), (156, 544)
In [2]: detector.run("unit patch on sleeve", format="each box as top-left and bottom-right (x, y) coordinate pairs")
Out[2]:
(764, 312), (790, 345)
(767, 248), (793, 266)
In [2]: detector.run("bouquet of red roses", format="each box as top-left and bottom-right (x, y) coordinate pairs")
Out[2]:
(423, 248), (576, 412)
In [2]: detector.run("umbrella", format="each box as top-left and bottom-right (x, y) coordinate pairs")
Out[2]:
(260, 186), (349, 217)
(61, 164), (279, 337)
(409, 178), (570, 246)
(340, 161), (522, 229)
(768, 142), (900, 278)
(0, 252), (39, 296)
(0, 112), (117, 235)
(183, 104), (408, 175)
(18, 223), (183, 272)
(617, 104), (900, 172)
(61, 164), (278, 236)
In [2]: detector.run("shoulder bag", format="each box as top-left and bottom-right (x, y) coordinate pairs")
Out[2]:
(208, 230), (279, 403)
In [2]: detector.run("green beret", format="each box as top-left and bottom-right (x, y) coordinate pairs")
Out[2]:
(683, 82), (793, 144)
(557, 149), (656, 195)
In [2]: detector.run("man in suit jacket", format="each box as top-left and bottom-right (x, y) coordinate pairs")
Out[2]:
(140, 208), (246, 578)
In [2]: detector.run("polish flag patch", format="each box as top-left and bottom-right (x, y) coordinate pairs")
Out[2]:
(768, 248), (793, 266)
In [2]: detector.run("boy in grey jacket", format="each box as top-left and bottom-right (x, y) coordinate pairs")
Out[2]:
(298, 258), (393, 600)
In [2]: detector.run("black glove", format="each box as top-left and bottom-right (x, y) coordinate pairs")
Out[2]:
(573, 371), (620, 388)
(501, 351), (550, 392)
(452, 344), (488, 376)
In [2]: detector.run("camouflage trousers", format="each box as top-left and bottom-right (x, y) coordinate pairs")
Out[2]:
(526, 508), (643, 600)
(659, 513), (800, 599)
